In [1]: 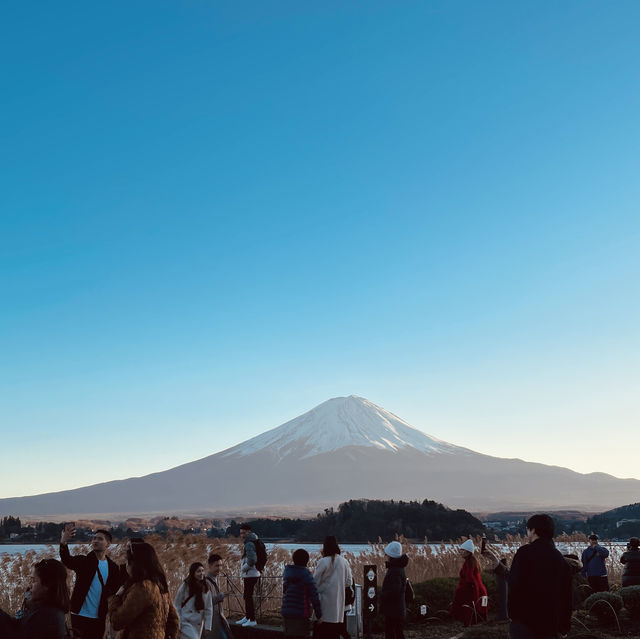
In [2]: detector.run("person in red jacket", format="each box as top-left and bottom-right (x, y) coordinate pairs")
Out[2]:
(450, 539), (488, 626)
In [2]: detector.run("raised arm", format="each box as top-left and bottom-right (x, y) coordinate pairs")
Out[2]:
(59, 526), (83, 572)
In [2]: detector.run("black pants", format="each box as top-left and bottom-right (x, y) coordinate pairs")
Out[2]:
(495, 568), (509, 620)
(243, 577), (259, 621)
(339, 612), (350, 639)
(71, 614), (106, 639)
(588, 575), (609, 592)
(384, 618), (404, 639)
(509, 620), (557, 639)
(317, 622), (342, 639)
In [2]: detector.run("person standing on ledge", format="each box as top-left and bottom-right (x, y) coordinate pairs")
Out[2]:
(60, 523), (122, 639)
(237, 523), (263, 627)
(581, 534), (610, 593)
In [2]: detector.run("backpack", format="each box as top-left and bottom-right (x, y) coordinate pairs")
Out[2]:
(254, 538), (267, 572)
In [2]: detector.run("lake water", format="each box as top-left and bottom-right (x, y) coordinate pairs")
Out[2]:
(0, 541), (627, 558)
(0, 542), (375, 557)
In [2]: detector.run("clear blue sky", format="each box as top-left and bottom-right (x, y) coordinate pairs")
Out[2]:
(2, 1), (639, 500)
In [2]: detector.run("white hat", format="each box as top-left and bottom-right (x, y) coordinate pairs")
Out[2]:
(460, 539), (475, 553)
(384, 541), (403, 558)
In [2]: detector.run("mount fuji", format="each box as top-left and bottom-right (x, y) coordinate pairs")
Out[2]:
(2, 395), (639, 517)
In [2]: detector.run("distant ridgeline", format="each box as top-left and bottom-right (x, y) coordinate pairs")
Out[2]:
(225, 499), (485, 542)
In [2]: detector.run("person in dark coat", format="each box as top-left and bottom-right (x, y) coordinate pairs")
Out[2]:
(0, 558), (69, 639)
(562, 553), (586, 610)
(60, 523), (123, 639)
(282, 549), (322, 639)
(508, 514), (572, 639)
(620, 537), (640, 587)
(380, 541), (409, 639)
(484, 547), (509, 621)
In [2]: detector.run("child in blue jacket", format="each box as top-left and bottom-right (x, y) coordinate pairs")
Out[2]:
(282, 549), (322, 639)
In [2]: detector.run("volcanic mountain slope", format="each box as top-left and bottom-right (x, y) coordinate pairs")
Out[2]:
(2, 395), (639, 517)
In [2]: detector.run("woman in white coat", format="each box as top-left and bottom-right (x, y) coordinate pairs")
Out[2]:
(174, 562), (213, 639)
(314, 536), (352, 639)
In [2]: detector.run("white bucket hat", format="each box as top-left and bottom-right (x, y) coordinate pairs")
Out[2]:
(384, 541), (403, 558)
(460, 539), (475, 553)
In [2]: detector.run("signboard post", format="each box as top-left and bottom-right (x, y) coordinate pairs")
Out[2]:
(363, 565), (377, 639)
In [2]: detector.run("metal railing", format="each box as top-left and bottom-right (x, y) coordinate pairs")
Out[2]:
(220, 574), (363, 638)
(221, 574), (284, 620)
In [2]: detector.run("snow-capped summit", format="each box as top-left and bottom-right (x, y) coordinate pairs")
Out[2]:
(221, 395), (468, 460)
(3, 394), (640, 517)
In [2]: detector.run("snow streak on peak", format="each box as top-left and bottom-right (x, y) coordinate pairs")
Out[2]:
(221, 395), (467, 460)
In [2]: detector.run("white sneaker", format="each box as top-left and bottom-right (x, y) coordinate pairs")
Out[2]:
(237, 617), (248, 625)
(244, 620), (257, 627)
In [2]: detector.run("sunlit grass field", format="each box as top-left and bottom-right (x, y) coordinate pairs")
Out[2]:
(0, 532), (624, 619)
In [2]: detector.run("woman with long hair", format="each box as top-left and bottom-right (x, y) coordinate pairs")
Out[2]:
(108, 541), (179, 639)
(450, 539), (488, 627)
(313, 536), (352, 639)
(174, 562), (213, 639)
(0, 558), (69, 639)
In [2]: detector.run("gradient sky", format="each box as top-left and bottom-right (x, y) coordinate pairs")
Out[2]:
(2, 1), (639, 500)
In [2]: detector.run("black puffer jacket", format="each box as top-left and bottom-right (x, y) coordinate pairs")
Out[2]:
(621, 548), (640, 586)
(380, 555), (409, 621)
(0, 604), (67, 639)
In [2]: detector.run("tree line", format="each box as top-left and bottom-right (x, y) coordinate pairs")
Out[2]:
(3, 500), (637, 544)
(224, 499), (486, 541)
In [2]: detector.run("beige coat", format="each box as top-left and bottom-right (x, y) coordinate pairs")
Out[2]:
(313, 555), (352, 624)
(175, 582), (213, 639)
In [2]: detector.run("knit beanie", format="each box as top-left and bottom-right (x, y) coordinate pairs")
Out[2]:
(460, 539), (475, 553)
(384, 541), (403, 558)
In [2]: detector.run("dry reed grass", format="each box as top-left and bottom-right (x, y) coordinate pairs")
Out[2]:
(0, 532), (626, 619)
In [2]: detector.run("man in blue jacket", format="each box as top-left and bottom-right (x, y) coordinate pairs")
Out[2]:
(581, 534), (609, 593)
(282, 549), (322, 639)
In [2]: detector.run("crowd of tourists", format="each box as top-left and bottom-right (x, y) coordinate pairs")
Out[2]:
(0, 517), (638, 639)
